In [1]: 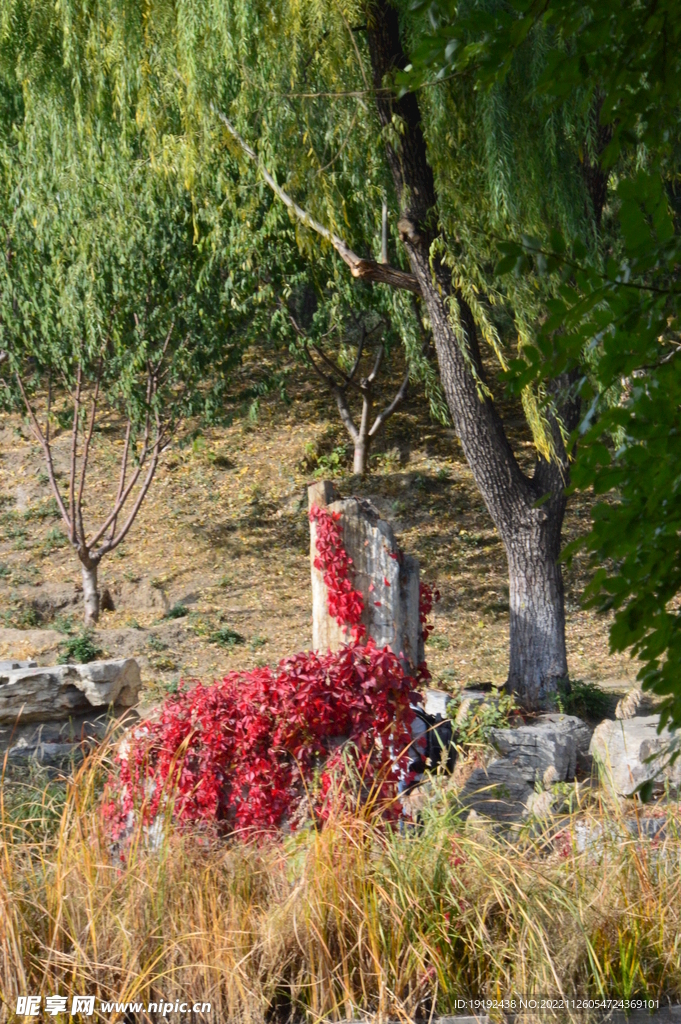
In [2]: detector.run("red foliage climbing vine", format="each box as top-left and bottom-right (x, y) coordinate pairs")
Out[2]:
(103, 501), (440, 837)
(419, 581), (441, 645)
(309, 504), (366, 642)
(103, 640), (417, 836)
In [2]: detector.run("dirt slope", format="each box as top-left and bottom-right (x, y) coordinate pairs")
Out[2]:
(0, 362), (638, 707)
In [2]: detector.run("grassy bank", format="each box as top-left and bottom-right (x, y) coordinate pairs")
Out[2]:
(1, 749), (680, 1023)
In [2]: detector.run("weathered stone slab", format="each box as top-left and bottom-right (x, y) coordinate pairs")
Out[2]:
(459, 758), (534, 822)
(0, 659), (37, 670)
(490, 713), (592, 785)
(0, 708), (131, 754)
(309, 482), (422, 670)
(0, 659), (141, 725)
(589, 715), (681, 796)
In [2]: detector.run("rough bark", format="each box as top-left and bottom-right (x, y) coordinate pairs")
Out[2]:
(81, 561), (100, 626)
(365, 0), (579, 707)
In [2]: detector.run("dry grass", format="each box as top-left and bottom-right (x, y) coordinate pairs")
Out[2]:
(1, 745), (680, 1023)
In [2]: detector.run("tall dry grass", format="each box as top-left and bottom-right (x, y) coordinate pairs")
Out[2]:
(1, 746), (681, 1023)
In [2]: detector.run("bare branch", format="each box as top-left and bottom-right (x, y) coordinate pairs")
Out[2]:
(305, 344), (337, 390)
(333, 388), (360, 444)
(311, 343), (361, 392)
(214, 109), (421, 295)
(94, 414), (163, 559)
(366, 343), (384, 385)
(69, 365), (82, 546)
(86, 412), (151, 548)
(347, 322), (367, 383)
(46, 375), (52, 446)
(76, 361), (103, 546)
(109, 421), (131, 541)
(15, 373), (71, 535)
(368, 365), (410, 438)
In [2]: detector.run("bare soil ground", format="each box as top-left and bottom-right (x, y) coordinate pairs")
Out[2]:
(0, 353), (639, 709)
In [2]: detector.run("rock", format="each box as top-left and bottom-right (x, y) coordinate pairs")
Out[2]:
(309, 482), (422, 671)
(0, 658), (141, 725)
(0, 660), (37, 670)
(589, 715), (681, 796)
(459, 758), (534, 823)
(423, 687), (502, 719)
(7, 741), (88, 768)
(424, 689), (452, 717)
(0, 709), (125, 754)
(490, 713), (592, 785)
(615, 687), (643, 720)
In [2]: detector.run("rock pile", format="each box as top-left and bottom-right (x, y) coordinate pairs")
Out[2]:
(459, 713), (593, 822)
(0, 659), (141, 768)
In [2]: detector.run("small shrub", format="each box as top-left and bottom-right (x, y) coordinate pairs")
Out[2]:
(211, 626), (245, 648)
(448, 691), (517, 749)
(58, 631), (102, 664)
(147, 634), (168, 652)
(24, 498), (61, 522)
(53, 614), (76, 635)
(41, 526), (67, 553)
(313, 445), (349, 478)
(557, 679), (611, 720)
(1, 602), (40, 629)
(164, 603), (188, 619)
(249, 635), (267, 651)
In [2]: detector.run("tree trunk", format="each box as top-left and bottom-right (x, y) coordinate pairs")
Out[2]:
(353, 391), (373, 476)
(353, 441), (368, 475)
(365, 0), (578, 708)
(506, 507), (568, 706)
(81, 560), (100, 626)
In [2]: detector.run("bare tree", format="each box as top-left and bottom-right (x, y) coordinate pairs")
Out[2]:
(291, 312), (411, 476)
(15, 356), (168, 625)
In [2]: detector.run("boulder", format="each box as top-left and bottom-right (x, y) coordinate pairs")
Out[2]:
(490, 713), (592, 785)
(0, 659), (37, 671)
(0, 659), (141, 725)
(589, 715), (681, 796)
(0, 709), (122, 754)
(459, 758), (534, 823)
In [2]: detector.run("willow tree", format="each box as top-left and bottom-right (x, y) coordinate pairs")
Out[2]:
(3, 0), (611, 704)
(0, 109), (240, 624)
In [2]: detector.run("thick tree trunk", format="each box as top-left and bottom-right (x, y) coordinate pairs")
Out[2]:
(506, 510), (568, 706)
(365, 0), (578, 707)
(81, 560), (100, 626)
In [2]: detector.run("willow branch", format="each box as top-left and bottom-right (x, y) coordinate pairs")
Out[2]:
(214, 109), (421, 295)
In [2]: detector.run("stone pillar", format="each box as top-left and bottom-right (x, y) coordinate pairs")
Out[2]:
(309, 481), (423, 672)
